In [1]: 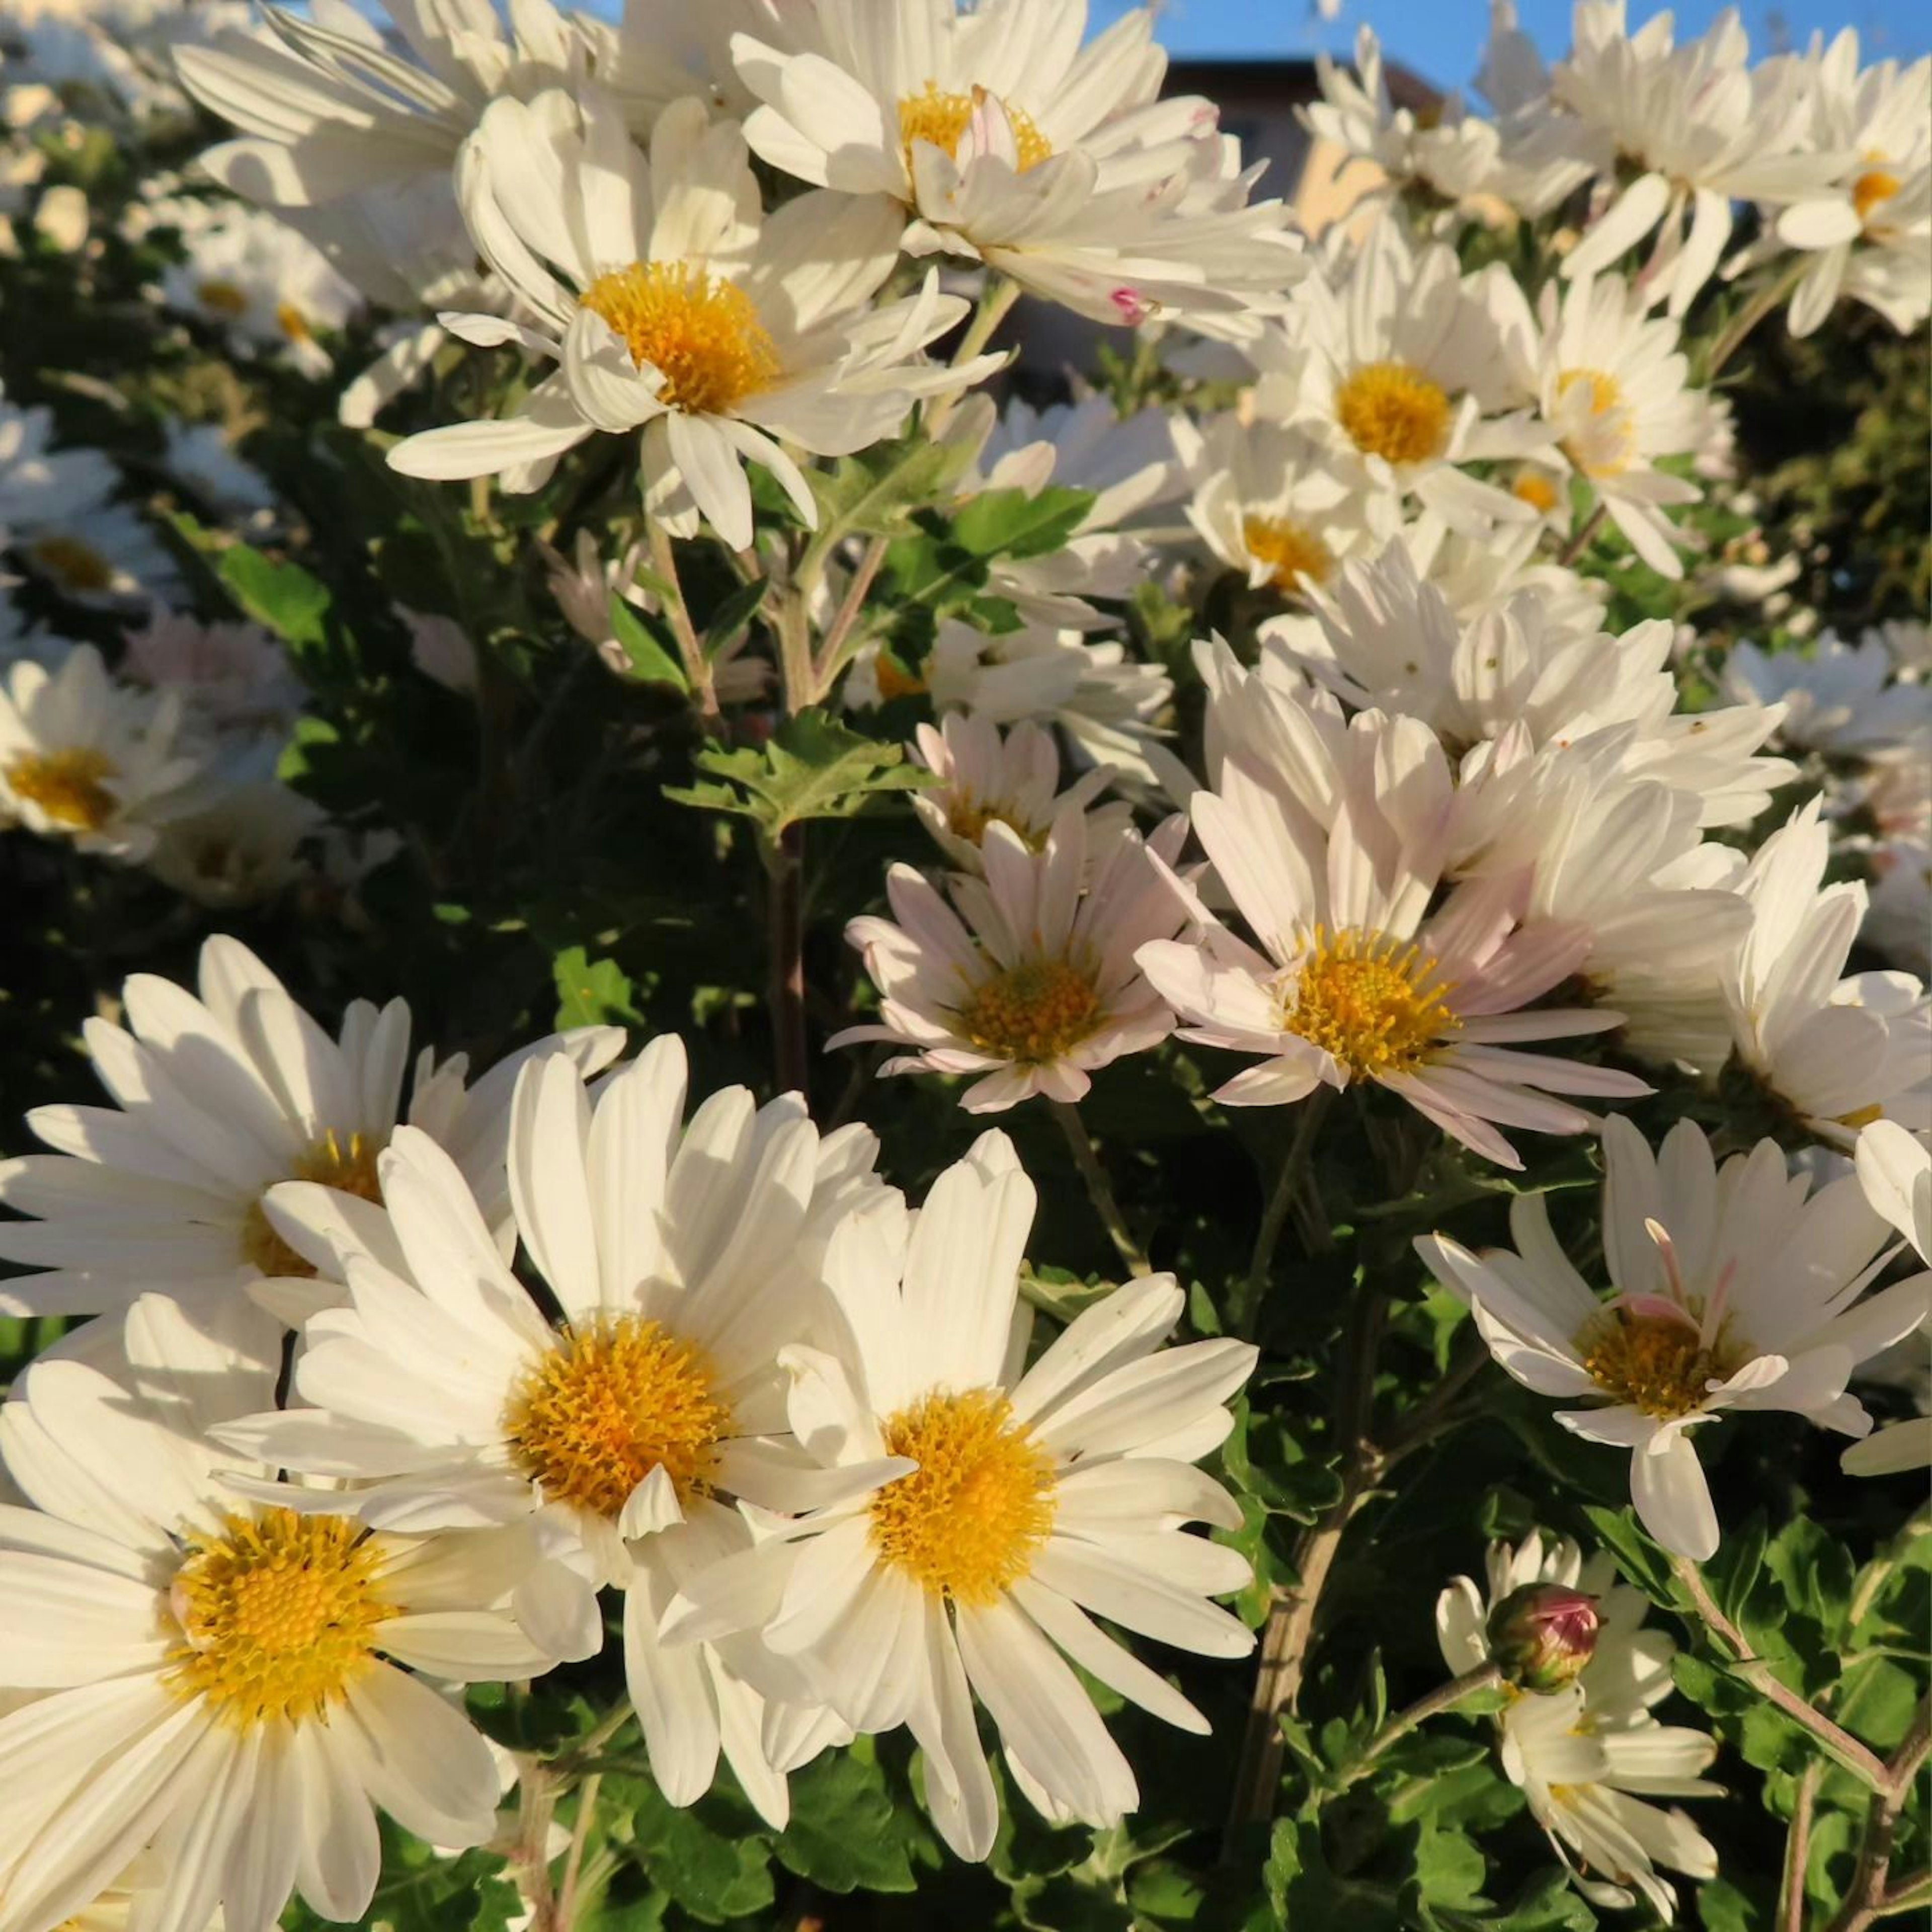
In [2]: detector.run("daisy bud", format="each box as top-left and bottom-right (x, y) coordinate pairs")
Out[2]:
(1486, 1582), (1599, 1693)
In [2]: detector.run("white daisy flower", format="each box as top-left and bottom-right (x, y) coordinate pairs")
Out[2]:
(1843, 1121), (1932, 1476)
(908, 712), (1127, 874)
(11, 497), (182, 610)
(1302, 25), (1506, 211)
(660, 1135), (1257, 1861)
(388, 90), (993, 551)
(215, 1042), (891, 1827)
(1421, 1115), (1929, 1559)
(0, 933), (624, 1329)
(158, 203), (361, 380)
(1723, 798), (1931, 1144)
(0, 1292), (566, 1932)
(1503, 271), (1715, 578)
(1529, 0), (1834, 315)
(1724, 630), (1932, 759)
(728, 0), (1303, 327)
(0, 643), (205, 861)
(1766, 31), (1930, 339)
(1864, 839), (1931, 978)
(834, 805), (1189, 1112)
(1450, 726), (1752, 1073)
(160, 421), (277, 518)
(0, 382), (113, 536)
(1282, 547), (1795, 829)
(1137, 678), (1650, 1168)
(145, 770), (330, 912)
(1182, 413), (1397, 604)
(959, 392), (1187, 629)
(122, 612), (303, 736)
(1251, 222), (1557, 536)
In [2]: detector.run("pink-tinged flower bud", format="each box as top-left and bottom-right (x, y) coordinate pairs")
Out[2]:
(1485, 1582), (1599, 1693)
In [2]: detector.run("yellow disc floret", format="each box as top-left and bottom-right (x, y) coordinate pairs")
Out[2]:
(1556, 367), (1637, 477)
(1241, 515), (1335, 593)
(167, 1508), (395, 1727)
(195, 279), (251, 317)
(577, 262), (781, 415)
(1854, 168), (1901, 225)
(505, 1315), (732, 1520)
(1578, 1307), (1743, 1419)
(26, 534), (115, 595)
(872, 1388), (1056, 1604)
(1283, 926), (1458, 1078)
(6, 747), (119, 832)
(899, 82), (1053, 172)
(956, 956), (1104, 1064)
(1334, 361), (1453, 466)
(242, 1130), (384, 1278)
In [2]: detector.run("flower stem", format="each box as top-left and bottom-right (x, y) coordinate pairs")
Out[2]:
(1705, 259), (1807, 380)
(1555, 499), (1607, 567)
(1826, 1698), (1932, 1932)
(925, 276), (1020, 437)
(556, 1773), (602, 1929)
(1051, 1100), (1151, 1277)
(1671, 1555), (1890, 1790)
(1779, 1760), (1820, 1932)
(1330, 1661), (1505, 1795)
(812, 533), (890, 694)
(647, 523), (722, 732)
(1235, 1089), (1334, 1340)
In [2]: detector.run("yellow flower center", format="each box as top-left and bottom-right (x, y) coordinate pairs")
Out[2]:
(871, 1388), (1056, 1604)
(26, 533), (114, 594)
(1556, 367), (1638, 478)
(955, 955), (1104, 1065)
(1512, 467), (1562, 513)
(899, 82), (1053, 172)
(1282, 926), (1458, 1078)
(5, 747), (119, 831)
(167, 1508), (395, 1728)
(1578, 1307), (1744, 1419)
(196, 278), (250, 317)
(577, 262), (781, 416)
(1241, 514), (1335, 593)
(240, 1130), (384, 1278)
(276, 302), (312, 344)
(944, 793), (1046, 850)
(1854, 168), (1901, 224)
(505, 1315), (733, 1520)
(1334, 360), (1453, 466)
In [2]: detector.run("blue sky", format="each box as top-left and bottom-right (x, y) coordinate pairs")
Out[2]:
(1094, 0), (1930, 89)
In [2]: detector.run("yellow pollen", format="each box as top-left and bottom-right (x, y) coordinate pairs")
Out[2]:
(898, 82), (1053, 172)
(1242, 514), (1335, 593)
(1556, 367), (1637, 478)
(1578, 1307), (1743, 1420)
(241, 1130), (384, 1278)
(1283, 926), (1458, 1077)
(5, 747), (118, 831)
(1334, 360), (1453, 466)
(955, 955), (1104, 1064)
(276, 302), (312, 343)
(166, 1508), (395, 1728)
(944, 792), (1045, 850)
(26, 533), (114, 594)
(505, 1315), (732, 1520)
(1513, 467), (1561, 513)
(1854, 169), (1901, 223)
(871, 1388), (1056, 1604)
(577, 262), (780, 415)
(1838, 1103), (1884, 1130)
(196, 278), (250, 317)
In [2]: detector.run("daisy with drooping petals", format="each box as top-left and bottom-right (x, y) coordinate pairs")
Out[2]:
(833, 806), (1190, 1112)
(0, 642), (206, 861)
(1842, 1121), (1932, 1477)
(0, 1292), (566, 1932)
(729, 0), (1302, 327)
(1421, 1116), (1929, 1559)
(1253, 222), (1557, 536)
(0, 934), (623, 1331)
(216, 1042), (891, 1828)
(1137, 681), (1650, 1168)
(1722, 799), (1931, 1145)
(389, 90), (996, 549)
(661, 1135), (1258, 1861)
(1439, 1532), (1721, 1917)
(908, 713), (1128, 874)
(1761, 32), (1931, 339)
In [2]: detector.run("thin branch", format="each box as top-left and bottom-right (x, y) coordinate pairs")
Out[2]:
(1826, 1698), (1932, 1932)
(1779, 1759), (1820, 1932)
(1051, 1100), (1152, 1277)
(1329, 1661), (1505, 1795)
(812, 534), (890, 694)
(1704, 259), (1807, 379)
(1671, 1556), (1889, 1791)
(924, 276), (1020, 438)
(1234, 1089), (1333, 1341)
(556, 1773), (602, 1930)
(647, 523), (722, 732)
(1556, 500), (1608, 567)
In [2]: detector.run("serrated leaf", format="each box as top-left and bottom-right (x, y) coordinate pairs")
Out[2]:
(771, 1745), (930, 1894)
(801, 432), (974, 571)
(951, 485), (1096, 559)
(552, 946), (640, 1030)
(701, 577), (768, 660)
(614, 1780), (774, 1924)
(607, 594), (688, 690)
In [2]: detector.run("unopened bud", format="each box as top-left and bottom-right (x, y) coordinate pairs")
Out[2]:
(1485, 1582), (1599, 1693)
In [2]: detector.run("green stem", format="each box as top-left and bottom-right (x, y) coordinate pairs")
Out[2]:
(647, 523), (722, 732)
(924, 275), (1020, 437)
(555, 1773), (601, 1930)
(1051, 1101), (1151, 1277)
(1827, 1699), (1932, 1932)
(1329, 1662), (1505, 1795)
(1234, 1089), (1334, 1340)
(1555, 499), (1607, 568)
(1779, 1760), (1820, 1932)
(1705, 259), (1807, 379)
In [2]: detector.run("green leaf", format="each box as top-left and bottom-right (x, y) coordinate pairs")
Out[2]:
(801, 431), (975, 572)
(666, 708), (932, 843)
(607, 593), (689, 690)
(614, 1780), (774, 1924)
(1581, 1505), (1680, 1605)
(950, 485), (1096, 559)
(552, 947), (640, 1030)
(218, 544), (333, 653)
(701, 577), (769, 660)
(772, 1744), (931, 1894)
